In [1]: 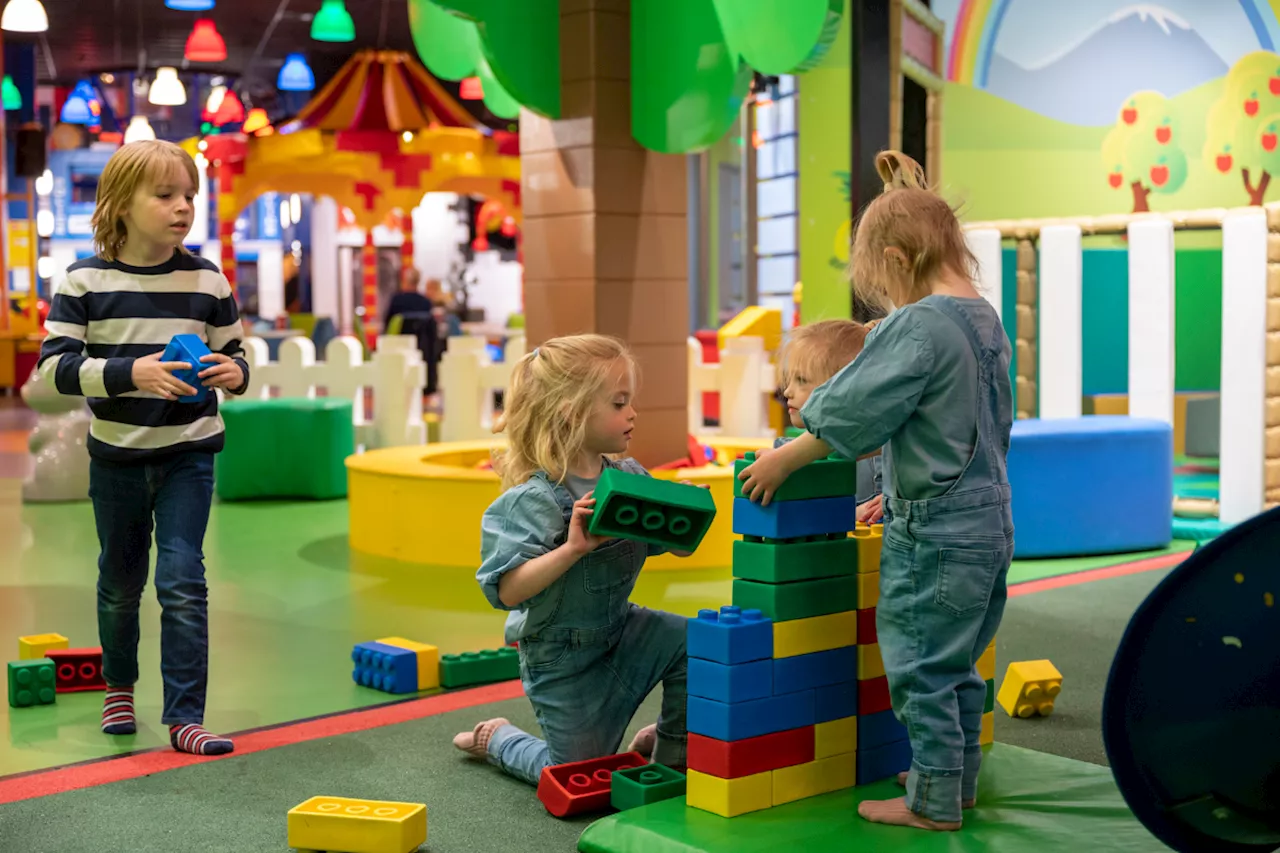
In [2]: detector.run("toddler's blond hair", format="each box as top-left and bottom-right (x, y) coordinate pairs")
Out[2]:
(781, 319), (868, 387)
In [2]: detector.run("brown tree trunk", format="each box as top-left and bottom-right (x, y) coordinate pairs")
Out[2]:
(1130, 181), (1150, 213)
(1244, 168), (1271, 205)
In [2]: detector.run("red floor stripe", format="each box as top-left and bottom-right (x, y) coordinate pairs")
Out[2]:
(0, 680), (524, 806)
(1009, 551), (1189, 598)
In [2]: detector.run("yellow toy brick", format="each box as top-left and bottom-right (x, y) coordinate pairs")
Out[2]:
(980, 711), (994, 745)
(287, 796), (426, 853)
(773, 611), (858, 659)
(687, 769), (773, 817)
(814, 716), (857, 759)
(996, 659), (1062, 718)
(18, 633), (68, 660)
(772, 752), (856, 806)
(376, 637), (440, 690)
(857, 643), (886, 680)
(976, 642), (996, 682)
(856, 571), (879, 610)
(853, 525), (882, 573)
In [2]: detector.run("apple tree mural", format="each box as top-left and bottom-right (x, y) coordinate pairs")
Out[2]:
(1203, 50), (1280, 206)
(1102, 91), (1188, 213)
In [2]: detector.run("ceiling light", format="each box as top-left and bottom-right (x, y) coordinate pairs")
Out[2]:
(148, 67), (186, 106)
(124, 115), (155, 143)
(242, 107), (269, 134)
(211, 90), (244, 126)
(164, 0), (214, 9)
(184, 19), (227, 63)
(277, 53), (315, 92)
(460, 77), (483, 100)
(310, 0), (354, 42)
(2, 75), (20, 110)
(1, 0), (48, 33)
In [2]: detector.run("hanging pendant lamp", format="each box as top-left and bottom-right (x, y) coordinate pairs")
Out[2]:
(2, 75), (21, 110)
(149, 68), (187, 106)
(165, 0), (213, 9)
(277, 53), (315, 91)
(242, 108), (270, 134)
(310, 0), (354, 42)
(211, 89), (244, 125)
(184, 19), (227, 63)
(124, 115), (156, 143)
(1, 0), (48, 33)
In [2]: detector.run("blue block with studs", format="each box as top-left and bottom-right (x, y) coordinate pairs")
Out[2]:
(351, 641), (418, 694)
(687, 606), (773, 665)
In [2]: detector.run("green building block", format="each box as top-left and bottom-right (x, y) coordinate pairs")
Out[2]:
(732, 575), (858, 622)
(784, 426), (805, 438)
(733, 452), (857, 502)
(215, 398), (354, 501)
(732, 536), (860, 583)
(440, 647), (520, 688)
(8, 659), (56, 708)
(587, 468), (717, 551)
(985, 678), (996, 714)
(611, 763), (687, 810)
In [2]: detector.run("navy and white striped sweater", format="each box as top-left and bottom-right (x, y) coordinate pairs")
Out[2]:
(37, 252), (250, 463)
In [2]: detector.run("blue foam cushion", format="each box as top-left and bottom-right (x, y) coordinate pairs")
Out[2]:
(1007, 416), (1172, 558)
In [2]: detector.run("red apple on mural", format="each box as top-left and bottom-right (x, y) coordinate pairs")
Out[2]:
(1150, 164), (1169, 187)
(1217, 153), (1234, 173)
(1246, 98), (1260, 116)
(1155, 125), (1171, 144)
(1108, 171), (1123, 188)
(1121, 100), (1137, 124)
(1271, 75), (1280, 95)
(1264, 131), (1277, 152)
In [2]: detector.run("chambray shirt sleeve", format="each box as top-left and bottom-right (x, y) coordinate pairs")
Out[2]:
(477, 482), (565, 611)
(615, 458), (669, 557)
(800, 309), (936, 461)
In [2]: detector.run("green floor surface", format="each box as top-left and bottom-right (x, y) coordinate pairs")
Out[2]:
(577, 744), (1165, 853)
(1007, 541), (1191, 585)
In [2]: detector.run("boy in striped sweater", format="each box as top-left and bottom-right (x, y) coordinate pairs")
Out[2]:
(37, 140), (249, 756)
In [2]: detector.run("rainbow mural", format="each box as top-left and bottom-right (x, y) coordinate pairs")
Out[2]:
(946, 0), (1280, 87)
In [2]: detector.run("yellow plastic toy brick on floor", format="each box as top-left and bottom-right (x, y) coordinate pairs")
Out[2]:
(772, 611), (859, 658)
(287, 796), (426, 853)
(17, 633), (68, 660)
(376, 637), (440, 691)
(772, 752), (856, 806)
(686, 769), (773, 818)
(996, 660), (1063, 718)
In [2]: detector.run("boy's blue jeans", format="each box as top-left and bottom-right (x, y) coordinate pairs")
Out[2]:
(88, 452), (215, 725)
(487, 604), (688, 785)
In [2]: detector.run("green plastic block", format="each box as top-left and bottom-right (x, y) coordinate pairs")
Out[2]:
(215, 397), (354, 501)
(985, 678), (996, 714)
(440, 647), (520, 688)
(611, 763), (687, 810)
(783, 426), (805, 438)
(732, 575), (858, 622)
(587, 468), (717, 551)
(733, 452), (857, 502)
(732, 536), (860, 583)
(8, 659), (56, 708)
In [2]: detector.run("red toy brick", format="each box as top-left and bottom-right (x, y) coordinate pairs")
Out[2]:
(687, 726), (814, 779)
(537, 751), (646, 818)
(857, 607), (877, 645)
(45, 647), (105, 693)
(858, 674), (892, 716)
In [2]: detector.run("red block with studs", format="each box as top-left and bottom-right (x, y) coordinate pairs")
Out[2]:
(45, 647), (105, 693)
(687, 725), (815, 779)
(858, 674), (892, 716)
(537, 751), (647, 818)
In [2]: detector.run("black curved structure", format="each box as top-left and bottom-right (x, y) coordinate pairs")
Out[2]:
(1103, 505), (1280, 852)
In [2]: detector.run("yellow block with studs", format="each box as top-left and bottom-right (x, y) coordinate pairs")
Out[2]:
(857, 643), (886, 680)
(772, 752), (856, 806)
(980, 712), (994, 745)
(773, 611), (858, 659)
(18, 633), (68, 660)
(976, 642), (996, 682)
(287, 796), (426, 853)
(853, 524), (882, 573)
(814, 716), (858, 759)
(856, 571), (879, 609)
(996, 659), (1063, 718)
(687, 769), (773, 817)
(376, 637), (441, 690)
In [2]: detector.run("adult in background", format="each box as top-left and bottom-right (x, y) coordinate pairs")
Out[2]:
(385, 267), (440, 395)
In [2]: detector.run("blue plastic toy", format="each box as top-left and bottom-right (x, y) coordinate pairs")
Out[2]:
(732, 495), (857, 540)
(351, 641), (418, 694)
(814, 680), (858, 724)
(858, 707), (908, 750)
(161, 334), (213, 403)
(687, 606), (773, 665)
(687, 658), (772, 704)
(687, 689), (815, 741)
(857, 738), (913, 786)
(772, 646), (857, 695)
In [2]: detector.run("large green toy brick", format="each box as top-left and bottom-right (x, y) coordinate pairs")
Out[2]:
(215, 398), (354, 501)
(732, 536), (861, 583)
(733, 452), (857, 502)
(732, 575), (858, 622)
(440, 647), (520, 688)
(8, 659), (56, 708)
(611, 763), (687, 810)
(587, 468), (717, 551)
(985, 678), (996, 714)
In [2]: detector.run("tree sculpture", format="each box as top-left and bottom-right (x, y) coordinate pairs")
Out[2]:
(1203, 50), (1280, 205)
(1101, 90), (1188, 213)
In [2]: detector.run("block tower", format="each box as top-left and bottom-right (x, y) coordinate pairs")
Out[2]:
(685, 454), (995, 817)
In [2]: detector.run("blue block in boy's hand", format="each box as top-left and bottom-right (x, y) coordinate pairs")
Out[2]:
(161, 334), (213, 403)
(687, 606), (773, 665)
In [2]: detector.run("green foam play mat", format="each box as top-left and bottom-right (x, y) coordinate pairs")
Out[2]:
(577, 744), (1166, 852)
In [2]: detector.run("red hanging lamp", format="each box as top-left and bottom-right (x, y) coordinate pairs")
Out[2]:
(211, 89), (244, 125)
(242, 107), (270, 134)
(184, 19), (227, 63)
(459, 76), (483, 100)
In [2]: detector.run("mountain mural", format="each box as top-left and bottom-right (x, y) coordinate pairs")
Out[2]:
(985, 5), (1228, 126)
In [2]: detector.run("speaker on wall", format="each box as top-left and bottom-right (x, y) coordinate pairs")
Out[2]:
(15, 125), (46, 178)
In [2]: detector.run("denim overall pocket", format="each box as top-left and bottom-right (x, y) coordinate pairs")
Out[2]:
(935, 547), (1004, 617)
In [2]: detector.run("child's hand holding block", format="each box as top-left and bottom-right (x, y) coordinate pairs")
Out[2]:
(587, 468), (717, 552)
(161, 334), (213, 403)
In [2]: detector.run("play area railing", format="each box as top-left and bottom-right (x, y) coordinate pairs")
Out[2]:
(964, 204), (1278, 524)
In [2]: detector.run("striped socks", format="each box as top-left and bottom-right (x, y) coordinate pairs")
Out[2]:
(102, 686), (136, 735)
(169, 724), (235, 756)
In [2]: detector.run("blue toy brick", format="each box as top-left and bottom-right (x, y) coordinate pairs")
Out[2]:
(857, 739), (914, 786)
(162, 334), (213, 403)
(814, 680), (858, 723)
(858, 708), (909, 750)
(732, 496), (857, 539)
(772, 646), (857, 695)
(351, 641), (418, 694)
(686, 606), (773, 665)
(688, 658), (772, 704)
(688, 690), (815, 741)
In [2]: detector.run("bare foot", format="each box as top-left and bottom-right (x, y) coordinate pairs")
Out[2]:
(858, 796), (962, 830)
(627, 724), (657, 759)
(452, 717), (509, 759)
(895, 771), (976, 809)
